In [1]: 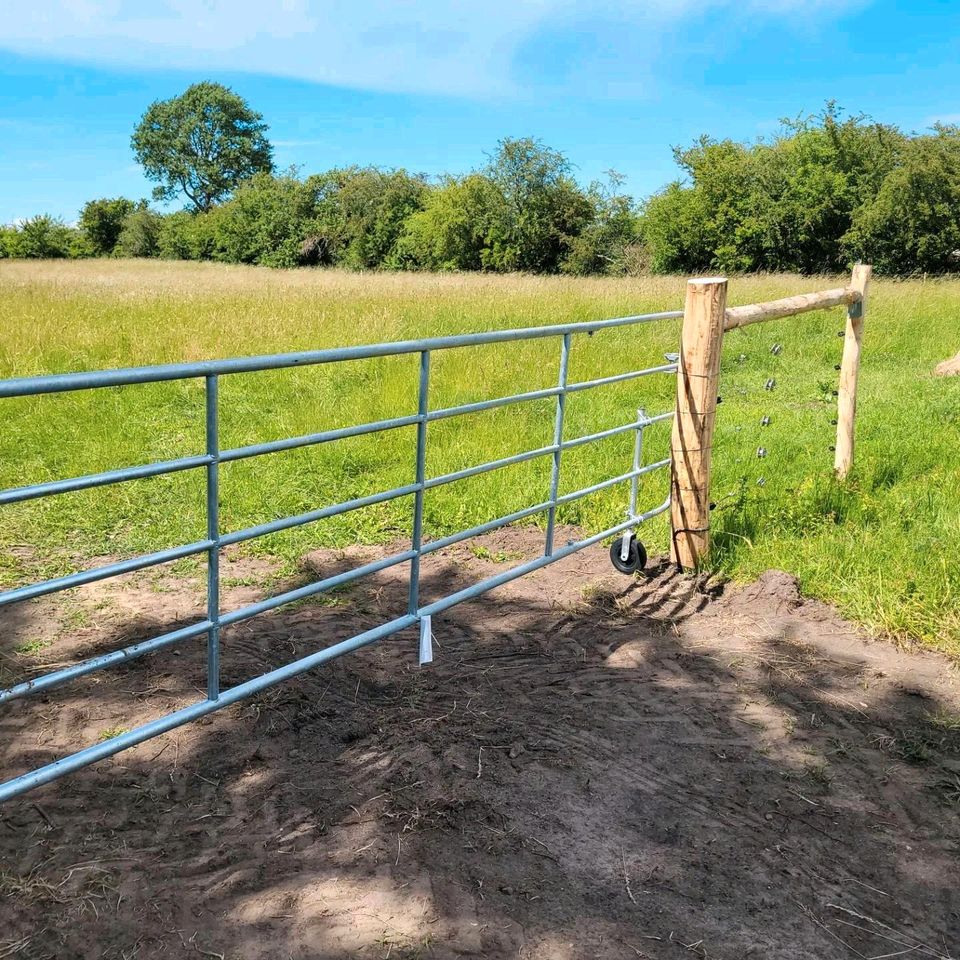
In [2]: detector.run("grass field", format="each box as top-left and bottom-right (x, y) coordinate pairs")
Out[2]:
(1, 259), (958, 653)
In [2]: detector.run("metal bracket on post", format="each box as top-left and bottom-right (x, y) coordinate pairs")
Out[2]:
(419, 615), (434, 666)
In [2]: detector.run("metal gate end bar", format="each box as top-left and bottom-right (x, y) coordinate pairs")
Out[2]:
(622, 407), (646, 563)
(635, 495), (672, 523)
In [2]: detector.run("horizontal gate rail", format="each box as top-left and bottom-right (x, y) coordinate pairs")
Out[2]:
(0, 310), (682, 398)
(0, 309), (682, 802)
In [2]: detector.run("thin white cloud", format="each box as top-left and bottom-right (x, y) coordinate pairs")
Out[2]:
(0, 0), (867, 97)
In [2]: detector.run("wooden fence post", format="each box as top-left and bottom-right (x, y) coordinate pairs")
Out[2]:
(671, 277), (728, 569)
(834, 264), (871, 479)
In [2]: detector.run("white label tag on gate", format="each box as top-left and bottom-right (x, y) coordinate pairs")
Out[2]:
(419, 615), (434, 666)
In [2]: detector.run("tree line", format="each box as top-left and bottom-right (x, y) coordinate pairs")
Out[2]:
(2, 84), (959, 276)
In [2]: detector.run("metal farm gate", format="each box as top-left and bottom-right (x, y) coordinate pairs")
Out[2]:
(0, 267), (871, 802)
(0, 309), (682, 801)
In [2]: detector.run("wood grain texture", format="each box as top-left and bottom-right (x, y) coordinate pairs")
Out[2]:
(835, 265), (871, 478)
(724, 287), (860, 331)
(671, 278), (727, 569)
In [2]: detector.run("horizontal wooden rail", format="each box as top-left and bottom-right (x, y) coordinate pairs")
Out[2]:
(724, 286), (861, 331)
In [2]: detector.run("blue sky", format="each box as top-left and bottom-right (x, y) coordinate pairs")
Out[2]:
(1, 0), (959, 224)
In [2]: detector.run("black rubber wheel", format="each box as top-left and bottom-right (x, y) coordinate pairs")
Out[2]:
(609, 534), (647, 574)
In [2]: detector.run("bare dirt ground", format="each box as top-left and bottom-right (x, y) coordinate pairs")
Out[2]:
(1, 527), (959, 960)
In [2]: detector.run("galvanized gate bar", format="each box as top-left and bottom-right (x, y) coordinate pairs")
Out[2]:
(418, 504), (671, 622)
(0, 613), (421, 799)
(0, 364), (677, 510)
(408, 351), (431, 617)
(205, 375), (221, 702)
(555, 459), (671, 506)
(0, 309), (681, 802)
(0, 412), (672, 608)
(0, 455), (215, 506)
(0, 311), (682, 399)
(0, 444), (675, 708)
(545, 333), (571, 556)
(0, 619), (213, 705)
(219, 550), (419, 627)
(0, 539), (215, 606)
(220, 484), (422, 547)
(220, 414), (423, 463)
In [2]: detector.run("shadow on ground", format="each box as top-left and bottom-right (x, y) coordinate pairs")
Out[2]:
(1, 527), (958, 959)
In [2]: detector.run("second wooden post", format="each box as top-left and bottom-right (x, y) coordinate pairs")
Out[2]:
(834, 263), (871, 479)
(670, 277), (728, 569)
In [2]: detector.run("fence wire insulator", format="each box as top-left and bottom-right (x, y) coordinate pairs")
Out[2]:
(757, 476), (766, 487)
(757, 446), (767, 458)
(838, 330), (845, 337)
(835, 364), (842, 371)
(760, 416), (771, 427)
(770, 344), (783, 355)
(764, 378), (776, 391)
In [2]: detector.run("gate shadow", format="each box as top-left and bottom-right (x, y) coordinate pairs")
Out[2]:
(1, 536), (958, 960)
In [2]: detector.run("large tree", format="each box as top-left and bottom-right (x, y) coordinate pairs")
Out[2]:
(131, 82), (273, 212)
(483, 137), (594, 273)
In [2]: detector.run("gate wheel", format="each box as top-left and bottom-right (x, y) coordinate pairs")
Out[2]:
(610, 534), (647, 574)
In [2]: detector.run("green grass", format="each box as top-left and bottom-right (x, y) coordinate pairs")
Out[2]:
(1, 259), (958, 653)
